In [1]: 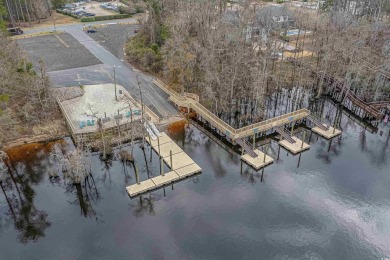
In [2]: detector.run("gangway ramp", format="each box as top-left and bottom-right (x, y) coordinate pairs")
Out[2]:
(144, 122), (157, 141)
(307, 114), (329, 131)
(236, 138), (257, 158)
(275, 126), (296, 144)
(148, 121), (162, 137)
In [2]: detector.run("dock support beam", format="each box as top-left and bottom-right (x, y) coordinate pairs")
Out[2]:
(160, 156), (164, 176)
(291, 123), (295, 136)
(170, 150), (173, 170)
(157, 137), (161, 155)
(263, 144), (269, 163)
(135, 163), (140, 184)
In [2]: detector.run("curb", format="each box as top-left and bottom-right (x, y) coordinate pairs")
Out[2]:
(11, 30), (65, 40)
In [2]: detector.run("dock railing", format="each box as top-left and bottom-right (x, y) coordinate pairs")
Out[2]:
(155, 79), (312, 140)
(235, 109), (310, 139)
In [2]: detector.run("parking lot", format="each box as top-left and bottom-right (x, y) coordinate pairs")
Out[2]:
(62, 1), (126, 17)
(17, 33), (101, 72)
(86, 24), (138, 60)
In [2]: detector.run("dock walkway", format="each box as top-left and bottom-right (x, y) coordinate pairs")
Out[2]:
(126, 132), (201, 197)
(303, 66), (386, 120)
(155, 79), (312, 141)
(153, 79), (342, 169)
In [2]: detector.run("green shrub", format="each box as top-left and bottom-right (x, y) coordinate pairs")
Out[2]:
(150, 43), (159, 53)
(80, 17), (95, 22)
(94, 14), (131, 21)
(125, 35), (162, 73)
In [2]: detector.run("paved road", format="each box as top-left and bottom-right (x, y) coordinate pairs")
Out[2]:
(24, 18), (137, 34)
(25, 19), (178, 119)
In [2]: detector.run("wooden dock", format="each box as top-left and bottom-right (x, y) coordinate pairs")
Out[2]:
(312, 125), (341, 139)
(307, 68), (386, 120)
(155, 79), (344, 141)
(160, 86), (311, 141)
(241, 149), (274, 170)
(126, 132), (202, 197)
(153, 79), (343, 168)
(279, 136), (310, 154)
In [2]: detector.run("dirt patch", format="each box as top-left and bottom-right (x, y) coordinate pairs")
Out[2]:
(2, 114), (69, 150)
(17, 33), (101, 72)
(53, 86), (84, 101)
(20, 12), (79, 31)
(3, 132), (68, 150)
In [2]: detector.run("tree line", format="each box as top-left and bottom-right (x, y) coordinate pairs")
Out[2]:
(126, 0), (389, 123)
(0, 0), (55, 27)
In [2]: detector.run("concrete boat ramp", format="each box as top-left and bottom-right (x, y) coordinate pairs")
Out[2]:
(126, 132), (202, 197)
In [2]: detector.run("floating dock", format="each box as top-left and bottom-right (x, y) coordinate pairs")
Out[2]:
(241, 149), (274, 170)
(279, 136), (310, 154)
(126, 132), (202, 197)
(312, 125), (341, 139)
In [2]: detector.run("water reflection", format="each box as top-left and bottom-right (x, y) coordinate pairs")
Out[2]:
(0, 146), (51, 243)
(0, 95), (388, 258)
(131, 193), (156, 218)
(65, 174), (100, 218)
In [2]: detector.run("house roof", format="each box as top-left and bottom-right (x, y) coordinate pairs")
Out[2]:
(254, 5), (294, 28)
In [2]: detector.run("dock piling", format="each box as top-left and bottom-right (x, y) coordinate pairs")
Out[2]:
(170, 150), (173, 170)
(263, 144), (269, 163)
(261, 168), (264, 182)
(135, 163), (140, 184)
(291, 123), (295, 136)
(157, 136), (161, 155)
(160, 156), (164, 176)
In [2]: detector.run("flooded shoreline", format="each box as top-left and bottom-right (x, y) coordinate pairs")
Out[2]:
(0, 98), (389, 259)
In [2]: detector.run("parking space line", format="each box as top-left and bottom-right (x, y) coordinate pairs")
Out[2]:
(55, 35), (70, 48)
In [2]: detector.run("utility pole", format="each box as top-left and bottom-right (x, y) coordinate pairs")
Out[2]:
(113, 65), (121, 101)
(113, 66), (117, 101)
(53, 15), (56, 31)
(136, 75), (144, 121)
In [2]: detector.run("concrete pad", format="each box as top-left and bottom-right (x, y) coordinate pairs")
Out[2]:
(151, 171), (180, 188)
(279, 136), (310, 154)
(147, 132), (173, 147)
(163, 151), (194, 170)
(241, 149), (274, 170)
(153, 141), (183, 158)
(126, 179), (156, 197)
(60, 84), (142, 134)
(312, 126), (341, 139)
(175, 163), (202, 178)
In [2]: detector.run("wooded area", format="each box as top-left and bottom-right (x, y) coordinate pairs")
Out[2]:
(0, 0), (52, 27)
(126, 0), (390, 123)
(0, 30), (63, 148)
